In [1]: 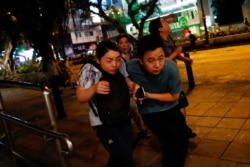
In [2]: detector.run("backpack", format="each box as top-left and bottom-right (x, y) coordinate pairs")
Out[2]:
(87, 61), (131, 126)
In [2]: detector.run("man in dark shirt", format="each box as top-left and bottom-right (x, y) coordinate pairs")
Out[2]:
(149, 17), (197, 139)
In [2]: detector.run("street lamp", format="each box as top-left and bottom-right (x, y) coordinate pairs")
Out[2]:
(200, 0), (209, 45)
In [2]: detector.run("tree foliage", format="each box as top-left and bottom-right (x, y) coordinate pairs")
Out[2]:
(0, 0), (66, 71)
(72, 0), (160, 39)
(0, 0), (161, 74)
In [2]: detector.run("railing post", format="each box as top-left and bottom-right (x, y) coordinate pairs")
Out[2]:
(184, 52), (195, 90)
(43, 88), (68, 167)
(0, 91), (18, 167)
(0, 81), (71, 167)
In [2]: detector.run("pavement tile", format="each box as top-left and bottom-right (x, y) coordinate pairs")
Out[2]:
(242, 120), (250, 130)
(187, 89), (215, 102)
(188, 139), (229, 158)
(205, 91), (226, 103)
(188, 102), (216, 116)
(214, 159), (237, 167)
(222, 143), (250, 164)
(193, 116), (221, 127)
(217, 118), (246, 129)
(226, 102), (250, 118)
(227, 84), (249, 91)
(204, 103), (235, 117)
(234, 130), (250, 144)
(237, 163), (250, 167)
(205, 127), (239, 141)
(239, 96), (250, 102)
(219, 92), (244, 103)
(189, 126), (212, 138)
(186, 115), (200, 125)
(184, 155), (219, 167)
(185, 100), (200, 108)
(244, 90), (250, 97)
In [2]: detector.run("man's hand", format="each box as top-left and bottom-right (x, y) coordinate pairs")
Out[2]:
(184, 57), (193, 64)
(175, 46), (183, 55)
(130, 82), (140, 95)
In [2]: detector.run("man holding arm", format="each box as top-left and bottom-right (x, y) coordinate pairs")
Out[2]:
(126, 35), (188, 167)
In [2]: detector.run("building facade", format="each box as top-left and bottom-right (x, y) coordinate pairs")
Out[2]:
(66, 0), (215, 56)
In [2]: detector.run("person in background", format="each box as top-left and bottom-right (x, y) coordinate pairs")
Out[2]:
(188, 30), (197, 52)
(244, 17), (249, 26)
(61, 57), (74, 88)
(47, 57), (67, 119)
(76, 40), (136, 167)
(116, 33), (151, 139)
(149, 17), (197, 139)
(126, 35), (189, 167)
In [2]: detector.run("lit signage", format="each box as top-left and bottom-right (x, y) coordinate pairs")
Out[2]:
(159, 0), (197, 11)
(178, 16), (188, 27)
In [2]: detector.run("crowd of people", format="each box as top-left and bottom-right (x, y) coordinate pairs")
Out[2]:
(0, 16), (197, 166)
(76, 17), (197, 167)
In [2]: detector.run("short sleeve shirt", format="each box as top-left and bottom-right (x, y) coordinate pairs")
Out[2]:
(126, 59), (182, 114)
(163, 36), (176, 57)
(77, 60), (128, 126)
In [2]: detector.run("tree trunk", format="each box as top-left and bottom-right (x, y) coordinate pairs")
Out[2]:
(0, 40), (13, 76)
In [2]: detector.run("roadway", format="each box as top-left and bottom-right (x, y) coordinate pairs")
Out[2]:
(178, 44), (250, 85)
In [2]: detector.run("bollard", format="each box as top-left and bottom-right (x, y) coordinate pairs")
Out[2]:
(184, 52), (195, 90)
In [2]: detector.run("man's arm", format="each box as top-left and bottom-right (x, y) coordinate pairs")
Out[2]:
(125, 77), (140, 94)
(176, 54), (193, 64)
(167, 45), (192, 64)
(145, 91), (180, 102)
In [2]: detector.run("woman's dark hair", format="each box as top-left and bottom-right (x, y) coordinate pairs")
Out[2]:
(96, 40), (120, 60)
(116, 33), (132, 43)
(137, 35), (164, 59)
(149, 17), (162, 37)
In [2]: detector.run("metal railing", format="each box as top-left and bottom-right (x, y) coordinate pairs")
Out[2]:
(0, 80), (73, 167)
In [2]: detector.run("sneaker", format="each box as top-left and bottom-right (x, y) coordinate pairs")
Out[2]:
(186, 126), (197, 138)
(188, 132), (197, 138)
(138, 130), (151, 139)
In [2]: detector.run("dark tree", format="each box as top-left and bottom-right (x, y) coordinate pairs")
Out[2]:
(0, 0), (66, 71)
(72, 0), (160, 39)
(211, 0), (245, 25)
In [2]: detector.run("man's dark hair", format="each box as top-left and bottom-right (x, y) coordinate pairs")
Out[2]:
(96, 40), (120, 60)
(149, 17), (162, 37)
(137, 35), (164, 59)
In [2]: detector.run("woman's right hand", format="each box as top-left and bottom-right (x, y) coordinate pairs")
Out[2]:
(95, 80), (110, 95)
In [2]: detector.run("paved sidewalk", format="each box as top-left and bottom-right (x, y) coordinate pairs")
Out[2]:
(1, 45), (250, 167)
(184, 82), (250, 167)
(1, 82), (250, 167)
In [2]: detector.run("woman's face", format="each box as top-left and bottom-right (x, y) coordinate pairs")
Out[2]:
(98, 50), (122, 75)
(117, 37), (131, 54)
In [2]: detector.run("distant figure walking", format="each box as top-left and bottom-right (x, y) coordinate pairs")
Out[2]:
(47, 57), (67, 119)
(244, 17), (249, 26)
(189, 30), (197, 51)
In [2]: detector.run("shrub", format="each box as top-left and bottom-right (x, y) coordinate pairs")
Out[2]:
(0, 69), (4, 75)
(16, 62), (39, 74)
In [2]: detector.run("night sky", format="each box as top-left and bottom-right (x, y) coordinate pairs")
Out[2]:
(219, 0), (245, 24)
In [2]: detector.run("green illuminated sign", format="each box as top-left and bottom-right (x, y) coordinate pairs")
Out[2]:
(178, 16), (188, 27)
